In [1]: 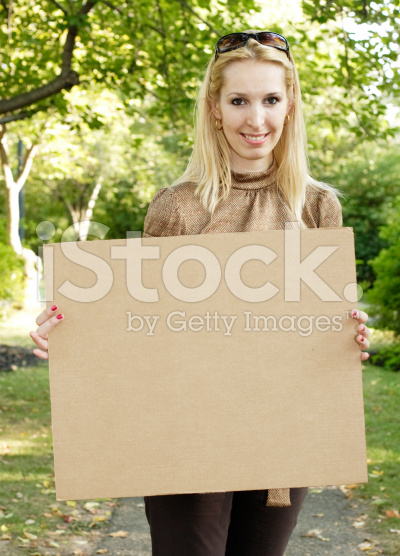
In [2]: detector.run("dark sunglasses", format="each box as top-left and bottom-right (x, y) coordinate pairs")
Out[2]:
(214, 31), (290, 61)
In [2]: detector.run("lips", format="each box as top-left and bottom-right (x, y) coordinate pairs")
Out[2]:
(241, 133), (268, 139)
(240, 132), (270, 144)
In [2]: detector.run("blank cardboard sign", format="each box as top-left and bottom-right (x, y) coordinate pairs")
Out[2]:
(43, 227), (367, 501)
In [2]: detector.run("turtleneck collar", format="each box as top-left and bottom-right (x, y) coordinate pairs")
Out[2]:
(230, 158), (278, 190)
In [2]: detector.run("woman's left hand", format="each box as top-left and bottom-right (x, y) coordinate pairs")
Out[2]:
(351, 309), (371, 362)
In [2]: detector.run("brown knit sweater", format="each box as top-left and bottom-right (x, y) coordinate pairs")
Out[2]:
(142, 159), (343, 507)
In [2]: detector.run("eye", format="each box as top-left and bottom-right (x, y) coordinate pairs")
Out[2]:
(231, 96), (280, 106)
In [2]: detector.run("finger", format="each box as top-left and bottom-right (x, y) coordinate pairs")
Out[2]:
(355, 334), (370, 350)
(36, 313), (64, 340)
(350, 309), (369, 324)
(356, 323), (371, 339)
(29, 330), (48, 351)
(33, 348), (49, 360)
(35, 304), (59, 326)
(361, 352), (370, 362)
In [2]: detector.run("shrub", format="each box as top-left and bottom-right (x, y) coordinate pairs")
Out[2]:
(0, 241), (26, 317)
(366, 206), (400, 337)
(371, 343), (400, 372)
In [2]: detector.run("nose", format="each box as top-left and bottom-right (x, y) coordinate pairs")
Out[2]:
(246, 104), (266, 129)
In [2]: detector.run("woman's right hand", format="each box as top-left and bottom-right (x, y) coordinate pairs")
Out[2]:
(29, 305), (64, 360)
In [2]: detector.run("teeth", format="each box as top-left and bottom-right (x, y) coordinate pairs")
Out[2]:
(243, 134), (267, 140)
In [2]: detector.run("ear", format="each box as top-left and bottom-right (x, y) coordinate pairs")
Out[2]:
(210, 101), (221, 120)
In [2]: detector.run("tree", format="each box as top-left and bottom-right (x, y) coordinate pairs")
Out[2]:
(0, 125), (38, 254)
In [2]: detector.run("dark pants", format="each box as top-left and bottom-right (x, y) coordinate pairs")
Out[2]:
(144, 487), (308, 556)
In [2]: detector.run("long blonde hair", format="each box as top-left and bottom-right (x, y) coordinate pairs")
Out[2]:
(172, 35), (342, 227)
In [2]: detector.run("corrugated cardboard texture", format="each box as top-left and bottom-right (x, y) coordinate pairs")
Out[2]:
(43, 228), (367, 501)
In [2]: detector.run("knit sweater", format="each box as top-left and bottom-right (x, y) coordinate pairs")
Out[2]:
(142, 158), (343, 507)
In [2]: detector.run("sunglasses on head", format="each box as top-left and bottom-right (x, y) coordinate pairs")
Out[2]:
(214, 31), (290, 61)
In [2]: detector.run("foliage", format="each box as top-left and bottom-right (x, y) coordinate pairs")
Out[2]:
(0, 220), (26, 312)
(0, 0), (260, 134)
(371, 343), (400, 372)
(366, 202), (400, 336)
(301, 0), (400, 95)
(353, 364), (400, 556)
(309, 140), (400, 287)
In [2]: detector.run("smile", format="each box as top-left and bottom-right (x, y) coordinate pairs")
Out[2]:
(240, 133), (270, 144)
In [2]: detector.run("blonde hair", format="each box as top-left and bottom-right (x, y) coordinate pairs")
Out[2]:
(171, 35), (342, 227)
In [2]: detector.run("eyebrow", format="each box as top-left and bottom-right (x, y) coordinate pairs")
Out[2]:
(226, 91), (283, 97)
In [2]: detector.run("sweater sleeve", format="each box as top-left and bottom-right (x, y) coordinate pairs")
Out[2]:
(318, 190), (343, 228)
(142, 187), (185, 238)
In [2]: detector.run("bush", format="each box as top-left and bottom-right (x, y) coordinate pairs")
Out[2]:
(0, 241), (26, 316)
(366, 205), (400, 337)
(371, 343), (400, 372)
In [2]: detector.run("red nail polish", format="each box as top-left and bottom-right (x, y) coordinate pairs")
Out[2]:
(352, 311), (357, 317)
(360, 337), (364, 342)
(56, 314), (64, 320)
(362, 325), (365, 331)
(51, 305), (58, 311)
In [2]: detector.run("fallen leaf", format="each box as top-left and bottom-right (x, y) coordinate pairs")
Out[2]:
(66, 500), (76, 507)
(385, 509), (400, 518)
(312, 513), (324, 517)
(63, 514), (73, 523)
(92, 515), (107, 522)
(109, 530), (129, 538)
(96, 550), (109, 554)
(353, 521), (365, 528)
(84, 502), (100, 512)
(301, 528), (330, 542)
(301, 529), (321, 538)
(358, 541), (373, 551)
(371, 499), (386, 506)
(390, 529), (400, 534)
(23, 531), (38, 540)
(0, 533), (11, 540)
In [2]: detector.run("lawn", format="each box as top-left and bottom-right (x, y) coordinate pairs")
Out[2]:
(1, 309), (399, 554)
(0, 362), (116, 554)
(0, 306), (116, 554)
(351, 363), (400, 555)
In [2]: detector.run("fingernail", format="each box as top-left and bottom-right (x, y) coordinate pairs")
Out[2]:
(51, 305), (58, 311)
(362, 325), (366, 331)
(360, 337), (364, 342)
(56, 314), (64, 320)
(352, 310), (358, 318)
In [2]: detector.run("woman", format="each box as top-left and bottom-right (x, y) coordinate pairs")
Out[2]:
(30, 30), (371, 556)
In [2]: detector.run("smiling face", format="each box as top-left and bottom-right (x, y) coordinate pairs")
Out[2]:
(211, 59), (292, 172)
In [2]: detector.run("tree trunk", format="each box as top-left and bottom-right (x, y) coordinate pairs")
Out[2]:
(62, 176), (104, 241)
(0, 125), (41, 306)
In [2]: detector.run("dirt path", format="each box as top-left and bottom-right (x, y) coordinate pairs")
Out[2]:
(92, 486), (383, 555)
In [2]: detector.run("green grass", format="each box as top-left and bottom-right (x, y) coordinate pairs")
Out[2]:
(0, 303), (46, 348)
(0, 363), (115, 554)
(352, 363), (400, 555)
(1, 306), (400, 553)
